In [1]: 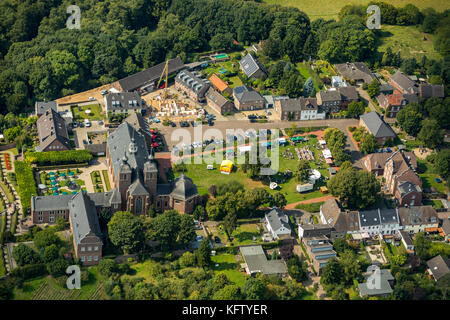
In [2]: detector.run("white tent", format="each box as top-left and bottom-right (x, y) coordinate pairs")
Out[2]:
(322, 149), (332, 159)
(309, 169), (321, 184)
(238, 145), (252, 154)
(318, 140), (326, 145)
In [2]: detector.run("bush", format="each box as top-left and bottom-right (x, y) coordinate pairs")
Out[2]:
(25, 150), (93, 166)
(11, 264), (47, 280)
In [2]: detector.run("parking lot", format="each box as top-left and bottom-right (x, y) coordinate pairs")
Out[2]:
(73, 120), (107, 149)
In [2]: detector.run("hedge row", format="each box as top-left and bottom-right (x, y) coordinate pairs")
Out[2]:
(11, 263), (47, 280)
(25, 150), (93, 166)
(14, 161), (37, 215)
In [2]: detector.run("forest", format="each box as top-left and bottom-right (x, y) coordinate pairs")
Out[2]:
(0, 0), (448, 116)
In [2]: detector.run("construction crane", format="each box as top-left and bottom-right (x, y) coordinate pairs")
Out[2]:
(156, 59), (169, 100)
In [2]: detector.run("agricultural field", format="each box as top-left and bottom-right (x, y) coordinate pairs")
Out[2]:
(378, 25), (442, 60)
(263, 0), (450, 20)
(211, 253), (247, 287)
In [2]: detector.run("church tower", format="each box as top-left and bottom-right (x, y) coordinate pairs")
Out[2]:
(144, 147), (158, 198)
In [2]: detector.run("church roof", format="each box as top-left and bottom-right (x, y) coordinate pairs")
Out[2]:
(171, 174), (198, 200)
(128, 178), (149, 196)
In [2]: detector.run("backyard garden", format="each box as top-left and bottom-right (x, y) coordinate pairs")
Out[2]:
(71, 104), (104, 121)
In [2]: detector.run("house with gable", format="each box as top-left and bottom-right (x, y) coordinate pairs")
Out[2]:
(265, 208), (292, 240)
(239, 53), (267, 80)
(36, 108), (71, 152)
(359, 112), (396, 145)
(389, 70), (418, 95)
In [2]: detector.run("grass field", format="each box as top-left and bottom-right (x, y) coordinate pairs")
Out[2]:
(417, 159), (448, 194)
(263, 0), (450, 20)
(378, 25), (441, 60)
(211, 253), (247, 287)
(71, 104), (104, 121)
(102, 170), (111, 191)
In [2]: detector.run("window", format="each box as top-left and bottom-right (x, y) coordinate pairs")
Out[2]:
(88, 256), (92, 262)
(88, 246), (92, 252)
(49, 216), (54, 223)
(81, 256), (85, 262)
(81, 247), (85, 252)
(94, 256), (98, 261)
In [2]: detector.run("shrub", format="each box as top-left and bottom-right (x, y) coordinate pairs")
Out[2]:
(15, 161), (37, 215)
(25, 150), (93, 166)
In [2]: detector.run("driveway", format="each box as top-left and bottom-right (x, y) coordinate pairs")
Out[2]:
(73, 121), (107, 149)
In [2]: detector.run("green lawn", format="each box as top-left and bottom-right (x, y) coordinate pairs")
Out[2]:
(296, 63), (321, 92)
(231, 224), (262, 246)
(176, 137), (331, 205)
(211, 253), (247, 287)
(71, 104), (104, 121)
(263, 0), (450, 20)
(378, 25), (441, 60)
(102, 170), (111, 191)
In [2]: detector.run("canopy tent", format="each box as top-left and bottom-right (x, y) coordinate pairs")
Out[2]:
(51, 181), (58, 185)
(291, 136), (304, 142)
(277, 138), (287, 145)
(38, 184), (47, 190)
(269, 182), (278, 190)
(52, 186), (58, 191)
(49, 176), (56, 180)
(309, 169), (321, 184)
(318, 140), (326, 145)
(68, 172), (75, 176)
(49, 172), (55, 176)
(220, 159), (233, 175)
(59, 172), (66, 176)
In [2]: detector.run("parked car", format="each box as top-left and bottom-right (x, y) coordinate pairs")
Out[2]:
(88, 96), (95, 101)
(72, 122), (78, 128)
(101, 90), (108, 95)
(170, 121), (176, 127)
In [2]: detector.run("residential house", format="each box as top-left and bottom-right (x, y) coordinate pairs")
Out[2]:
(426, 255), (450, 282)
(232, 85), (265, 111)
(175, 70), (210, 103)
(359, 112), (396, 145)
(206, 88), (235, 115)
(441, 217), (450, 242)
(319, 199), (360, 240)
(106, 122), (201, 214)
(275, 97), (324, 120)
(397, 206), (439, 234)
(104, 91), (144, 115)
(358, 269), (394, 297)
(379, 83), (394, 95)
(389, 70), (418, 95)
(36, 108), (71, 152)
(302, 236), (337, 273)
(362, 150), (417, 177)
(338, 86), (359, 109)
(265, 208), (292, 240)
(419, 83), (445, 99)
(334, 62), (376, 85)
(68, 191), (103, 266)
(377, 92), (418, 118)
(358, 208), (400, 237)
(240, 245), (287, 276)
(399, 230), (415, 254)
(384, 150), (422, 206)
(35, 101), (58, 117)
(298, 224), (333, 239)
(209, 73), (232, 95)
(316, 89), (342, 113)
(114, 57), (185, 93)
(239, 53), (267, 80)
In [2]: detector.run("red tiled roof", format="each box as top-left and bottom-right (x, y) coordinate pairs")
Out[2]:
(209, 74), (230, 92)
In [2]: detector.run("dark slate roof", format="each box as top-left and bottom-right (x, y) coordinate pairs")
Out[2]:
(397, 181), (421, 196)
(86, 143), (106, 155)
(240, 245), (287, 275)
(397, 206), (438, 226)
(360, 112), (396, 138)
(379, 208), (399, 225)
(107, 122), (150, 180)
(300, 97), (318, 111)
(277, 98), (301, 112)
(379, 84), (394, 93)
(171, 174), (198, 200)
(87, 188), (122, 207)
(32, 194), (73, 212)
(265, 208), (291, 232)
(176, 70), (209, 93)
(419, 83), (445, 98)
(37, 108), (71, 150)
(359, 209), (381, 227)
(239, 53), (266, 78)
(427, 255), (450, 281)
(334, 62), (375, 83)
(403, 93), (418, 104)
(36, 101), (57, 115)
(206, 88), (230, 108)
(68, 192), (102, 246)
(118, 57), (184, 91)
(157, 184), (172, 195)
(338, 86), (358, 101)
(233, 85), (264, 103)
(128, 178), (149, 196)
(124, 112), (150, 136)
(442, 218), (450, 235)
(390, 71), (417, 94)
(105, 91), (143, 110)
(318, 90), (341, 102)
(400, 230), (414, 246)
